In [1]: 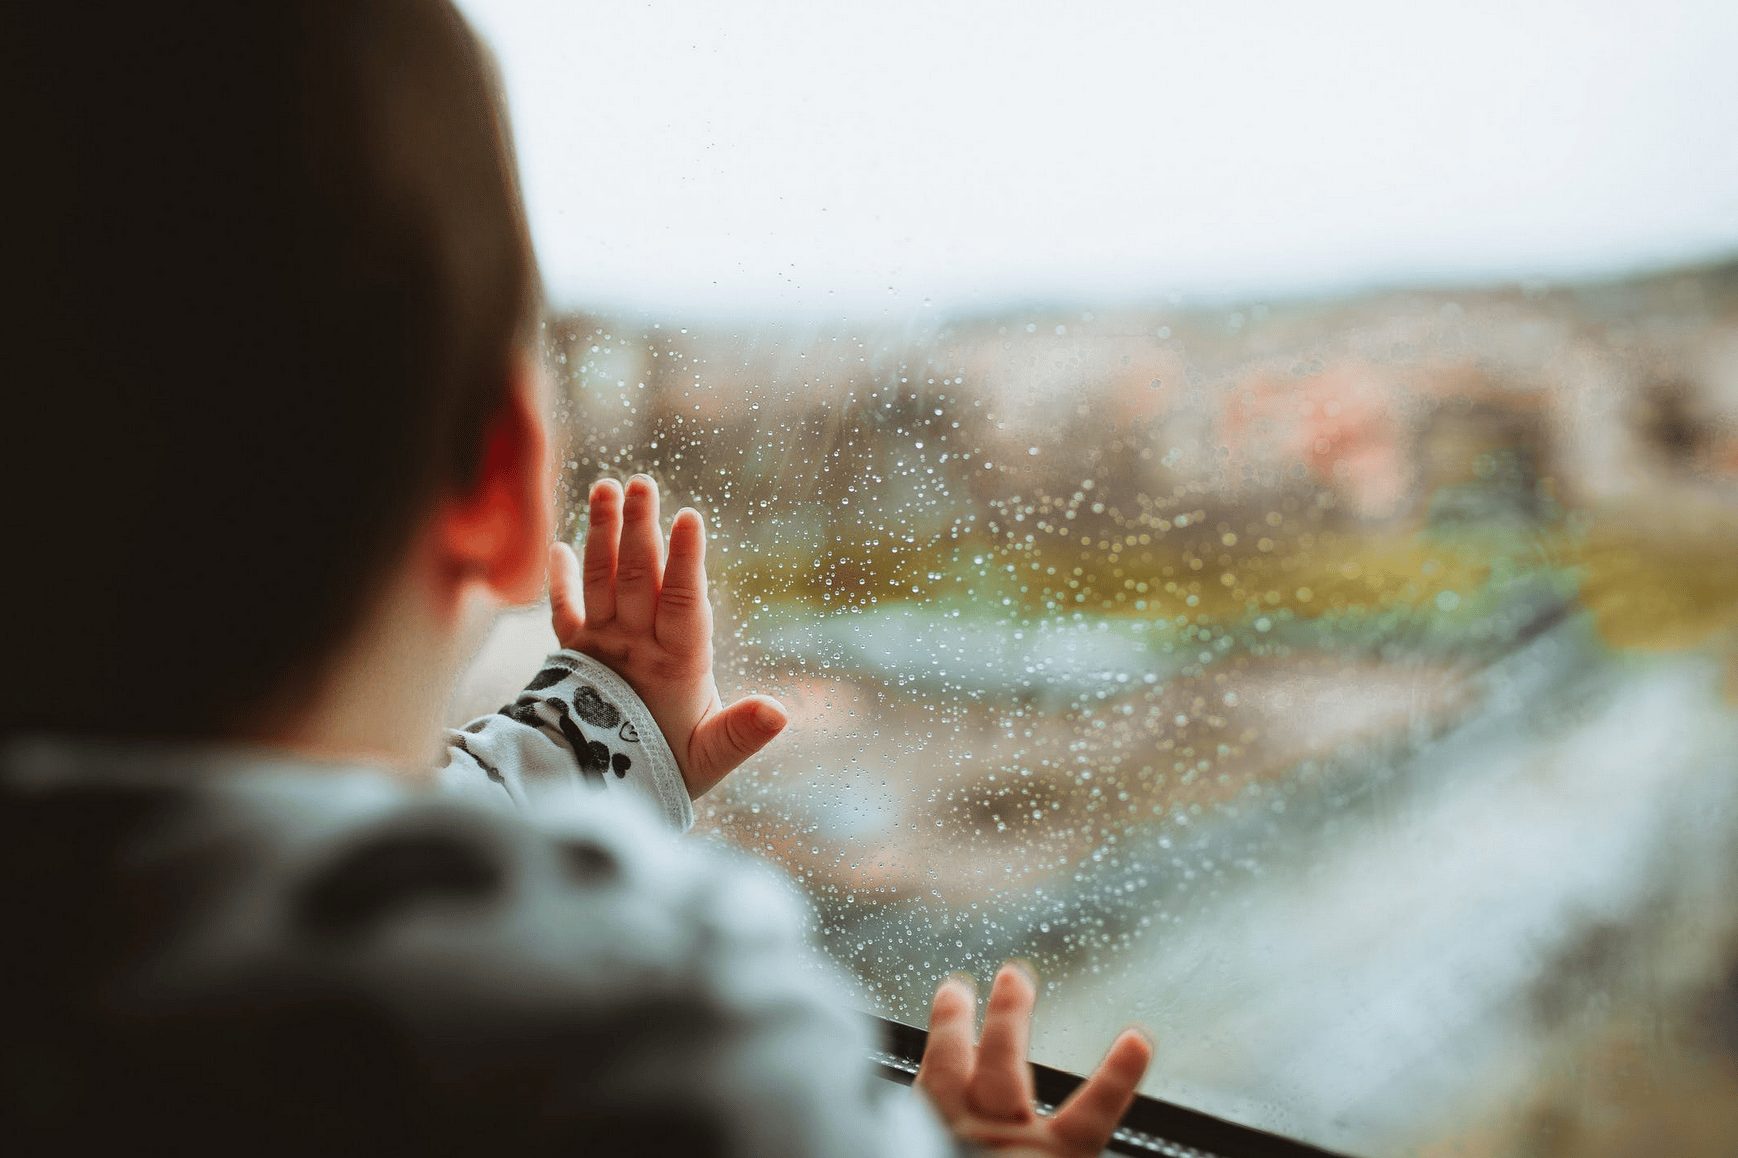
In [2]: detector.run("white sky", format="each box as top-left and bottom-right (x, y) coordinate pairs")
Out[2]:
(457, 0), (1738, 320)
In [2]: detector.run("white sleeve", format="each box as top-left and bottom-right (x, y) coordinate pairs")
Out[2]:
(438, 649), (693, 831)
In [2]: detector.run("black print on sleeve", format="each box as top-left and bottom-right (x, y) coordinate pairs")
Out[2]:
(450, 734), (507, 788)
(500, 702), (546, 731)
(525, 666), (570, 692)
(498, 683), (638, 787)
(571, 685), (622, 729)
(582, 740), (614, 781)
(542, 697), (608, 787)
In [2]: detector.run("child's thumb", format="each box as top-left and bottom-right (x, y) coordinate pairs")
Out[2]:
(690, 696), (787, 792)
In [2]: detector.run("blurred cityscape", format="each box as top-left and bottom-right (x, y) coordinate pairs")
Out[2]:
(454, 259), (1738, 1156)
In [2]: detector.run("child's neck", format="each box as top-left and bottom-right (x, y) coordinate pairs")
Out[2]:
(251, 564), (489, 779)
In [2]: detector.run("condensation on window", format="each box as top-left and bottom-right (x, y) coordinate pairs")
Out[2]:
(519, 282), (1738, 1155)
(449, 2), (1738, 1153)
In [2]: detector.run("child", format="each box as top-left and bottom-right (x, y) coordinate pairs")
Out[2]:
(2, 2), (1151, 1155)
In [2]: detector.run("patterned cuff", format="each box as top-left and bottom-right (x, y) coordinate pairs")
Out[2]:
(513, 650), (693, 832)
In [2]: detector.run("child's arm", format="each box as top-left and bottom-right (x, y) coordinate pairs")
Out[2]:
(439, 476), (786, 826)
(548, 474), (788, 799)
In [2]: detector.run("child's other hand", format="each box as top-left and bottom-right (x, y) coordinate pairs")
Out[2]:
(916, 963), (1153, 1158)
(548, 475), (788, 799)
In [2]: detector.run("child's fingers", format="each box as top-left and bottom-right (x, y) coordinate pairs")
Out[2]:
(582, 479), (623, 624)
(614, 474), (663, 630)
(1048, 1029), (1153, 1156)
(656, 508), (710, 653)
(966, 962), (1038, 1121)
(915, 975), (976, 1118)
(548, 541), (585, 644)
(686, 696), (787, 796)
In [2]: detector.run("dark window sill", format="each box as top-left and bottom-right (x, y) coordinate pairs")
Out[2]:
(870, 1016), (1354, 1158)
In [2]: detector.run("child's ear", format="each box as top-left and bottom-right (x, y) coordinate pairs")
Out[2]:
(435, 352), (553, 607)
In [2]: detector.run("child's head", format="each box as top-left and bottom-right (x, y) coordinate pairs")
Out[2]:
(10, 1), (548, 743)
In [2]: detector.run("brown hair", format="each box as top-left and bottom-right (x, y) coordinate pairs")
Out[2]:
(6, 0), (541, 738)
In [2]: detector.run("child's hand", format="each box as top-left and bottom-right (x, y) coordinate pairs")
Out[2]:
(916, 963), (1153, 1158)
(548, 475), (788, 799)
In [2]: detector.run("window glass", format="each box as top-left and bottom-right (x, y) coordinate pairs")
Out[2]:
(454, 3), (1738, 1153)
